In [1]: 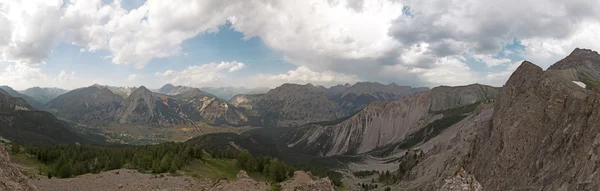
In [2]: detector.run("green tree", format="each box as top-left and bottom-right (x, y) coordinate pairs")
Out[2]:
(57, 162), (73, 178)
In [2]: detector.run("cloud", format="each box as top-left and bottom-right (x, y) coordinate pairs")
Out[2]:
(2, 0), (600, 88)
(127, 74), (139, 81)
(472, 54), (512, 68)
(0, 0), (64, 64)
(250, 66), (360, 87)
(156, 61), (246, 87)
(0, 63), (82, 89)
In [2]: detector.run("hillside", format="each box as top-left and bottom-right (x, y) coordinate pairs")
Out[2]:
(46, 85), (123, 123)
(286, 84), (498, 156)
(0, 90), (103, 145)
(0, 86), (46, 110)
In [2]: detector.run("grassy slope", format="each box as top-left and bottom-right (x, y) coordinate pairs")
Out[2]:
(181, 152), (268, 181)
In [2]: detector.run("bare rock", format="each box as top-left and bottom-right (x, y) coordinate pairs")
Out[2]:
(440, 168), (483, 191)
(281, 171), (335, 191)
(0, 146), (36, 191)
(209, 170), (268, 191)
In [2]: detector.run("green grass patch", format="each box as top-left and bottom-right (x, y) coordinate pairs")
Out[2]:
(182, 158), (240, 180)
(579, 73), (599, 90)
(9, 153), (42, 167)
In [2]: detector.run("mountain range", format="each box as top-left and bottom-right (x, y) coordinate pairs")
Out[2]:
(2, 48), (600, 190)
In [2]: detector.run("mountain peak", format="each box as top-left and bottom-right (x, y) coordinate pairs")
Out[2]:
(133, 86), (151, 94)
(549, 48), (600, 70)
(570, 48), (598, 56)
(160, 83), (175, 89)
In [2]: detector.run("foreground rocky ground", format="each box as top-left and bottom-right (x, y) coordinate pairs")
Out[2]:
(31, 169), (212, 191)
(30, 169), (335, 191)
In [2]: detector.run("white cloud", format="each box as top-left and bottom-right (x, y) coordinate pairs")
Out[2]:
(472, 54), (512, 68)
(1, 0), (600, 88)
(156, 61), (246, 87)
(127, 74), (139, 81)
(0, 63), (83, 89)
(250, 66), (360, 87)
(0, 0), (64, 64)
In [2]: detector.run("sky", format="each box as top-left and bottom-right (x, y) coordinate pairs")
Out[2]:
(1, 0), (599, 90)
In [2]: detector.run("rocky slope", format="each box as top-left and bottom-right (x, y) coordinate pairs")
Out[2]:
(439, 169), (483, 191)
(466, 58), (600, 190)
(548, 48), (600, 89)
(0, 86), (46, 110)
(116, 86), (188, 127)
(19, 87), (68, 104)
(173, 88), (255, 126)
(46, 85), (123, 122)
(229, 94), (264, 110)
(286, 84), (498, 156)
(211, 170), (335, 191)
(0, 146), (36, 191)
(369, 48), (600, 190)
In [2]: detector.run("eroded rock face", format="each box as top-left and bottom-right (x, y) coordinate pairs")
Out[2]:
(286, 84), (498, 156)
(0, 146), (36, 191)
(467, 59), (600, 190)
(440, 169), (483, 191)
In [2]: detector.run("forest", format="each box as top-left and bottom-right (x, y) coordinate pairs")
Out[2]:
(13, 142), (315, 184)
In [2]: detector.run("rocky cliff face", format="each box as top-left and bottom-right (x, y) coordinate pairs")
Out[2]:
(466, 58), (600, 190)
(381, 48), (600, 191)
(229, 94), (264, 110)
(286, 84), (498, 156)
(0, 146), (36, 191)
(439, 169), (483, 191)
(46, 85), (123, 122)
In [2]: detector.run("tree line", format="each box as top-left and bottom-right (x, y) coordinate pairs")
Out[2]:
(16, 142), (340, 186)
(20, 142), (203, 178)
(209, 148), (295, 182)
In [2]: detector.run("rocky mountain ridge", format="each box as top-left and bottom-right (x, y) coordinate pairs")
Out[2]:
(46, 85), (123, 123)
(231, 82), (428, 128)
(360, 48), (600, 190)
(286, 84), (498, 156)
